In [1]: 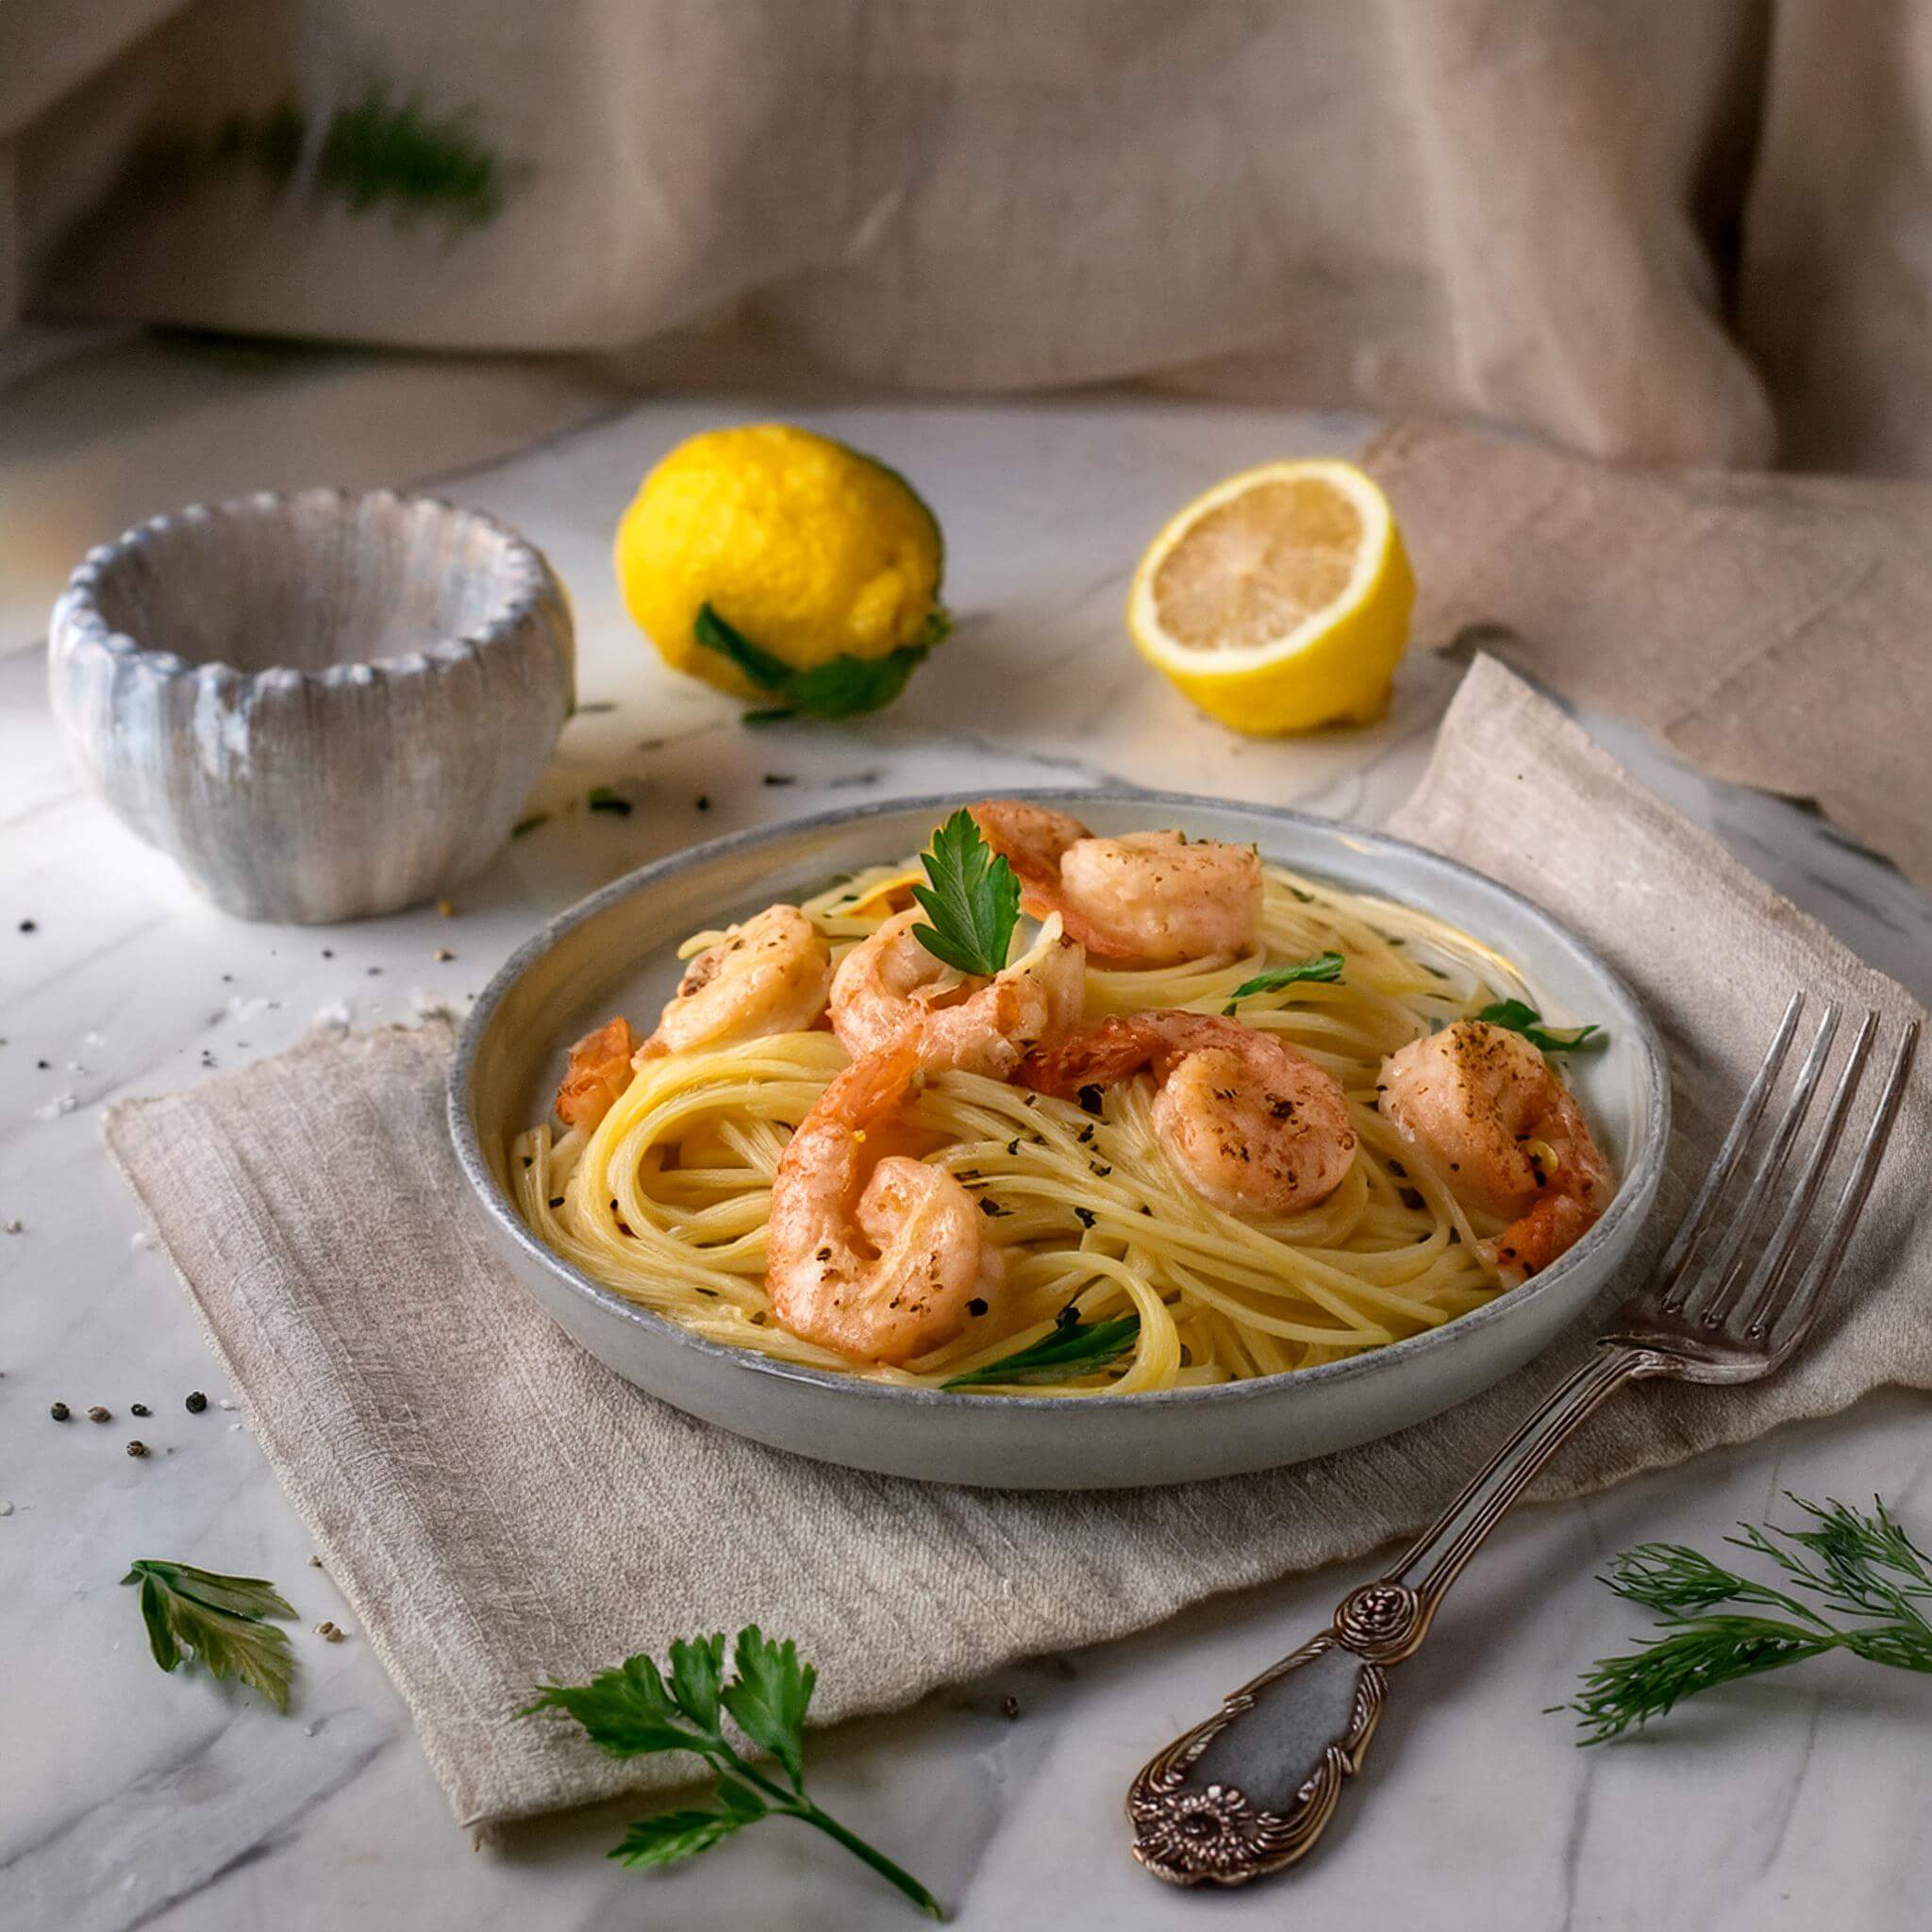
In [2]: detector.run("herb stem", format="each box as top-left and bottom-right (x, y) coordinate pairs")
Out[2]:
(716, 1739), (940, 1913)
(792, 1802), (945, 1920)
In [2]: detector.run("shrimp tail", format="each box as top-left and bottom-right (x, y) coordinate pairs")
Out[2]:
(1482, 1178), (1607, 1282)
(556, 1017), (640, 1131)
(1016, 1016), (1158, 1095)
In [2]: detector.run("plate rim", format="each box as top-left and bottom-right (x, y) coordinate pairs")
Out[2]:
(448, 786), (1669, 1414)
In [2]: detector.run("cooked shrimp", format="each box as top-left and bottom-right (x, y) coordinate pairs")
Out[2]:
(1377, 1020), (1610, 1282)
(646, 904), (832, 1058)
(555, 1017), (639, 1132)
(969, 799), (1261, 964)
(829, 907), (1085, 1077)
(767, 1045), (1002, 1363)
(1021, 1011), (1356, 1215)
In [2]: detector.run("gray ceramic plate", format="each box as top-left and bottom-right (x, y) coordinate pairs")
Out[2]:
(450, 791), (1668, 1490)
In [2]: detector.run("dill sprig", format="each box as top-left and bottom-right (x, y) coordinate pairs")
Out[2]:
(1558, 1495), (1932, 1744)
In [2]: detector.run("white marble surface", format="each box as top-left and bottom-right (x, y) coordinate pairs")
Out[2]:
(5, 334), (1932, 1932)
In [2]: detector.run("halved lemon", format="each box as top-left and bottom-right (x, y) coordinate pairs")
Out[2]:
(1126, 459), (1415, 735)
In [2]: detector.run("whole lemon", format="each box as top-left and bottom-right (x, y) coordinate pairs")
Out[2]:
(614, 425), (949, 719)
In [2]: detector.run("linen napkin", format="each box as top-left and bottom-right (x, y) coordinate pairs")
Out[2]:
(1363, 420), (1932, 893)
(107, 657), (1932, 1832)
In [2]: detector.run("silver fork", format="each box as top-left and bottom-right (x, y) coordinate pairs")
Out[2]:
(1126, 993), (1919, 1888)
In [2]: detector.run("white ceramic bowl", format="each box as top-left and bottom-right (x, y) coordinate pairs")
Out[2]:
(450, 791), (1669, 1490)
(48, 488), (575, 924)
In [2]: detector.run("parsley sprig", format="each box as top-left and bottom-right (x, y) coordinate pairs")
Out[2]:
(1223, 950), (1345, 1015)
(941, 1305), (1141, 1389)
(695, 603), (944, 724)
(910, 808), (1022, 978)
(1477, 998), (1606, 1054)
(1557, 1495), (1932, 1743)
(124, 1558), (299, 1709)
(523, 1625), (942, 1918)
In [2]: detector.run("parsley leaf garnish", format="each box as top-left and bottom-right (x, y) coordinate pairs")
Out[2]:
(123, 1558), (298, 1709)
(941, 1305), (1141, 1389)
(523, 1624), (941, 1918)
(1557, 1495), (1932, 1744)
(1477, 998), (1606, 1054)
(1222, 950), (1345, 1015)
(910, 808), (1021, 978)
(694, 603), (937, 723)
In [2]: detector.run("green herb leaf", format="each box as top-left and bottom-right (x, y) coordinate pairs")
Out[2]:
(1222, 950), (1345, 1015)
(719, 1626), (814, 1791)
(1477, 999), (1605, 1054)
(122, 1559), (298, 1710)
(909, 808), (1022, 978)
(523, 1624), (942, 1918)
(941, 1306), (1141, 1389)
(511, 811), (550, 838)
(609, 1807), (754, 1868)
(520, 1654), (704, 1758)
(694, 603), (794, 690)
(586, 785), (633, 817)
(784, 648), (930, 721)
(1557, 1495), (1932, 1744)
(667, 1631), (728, 1733)
(694, 603), (933, 723)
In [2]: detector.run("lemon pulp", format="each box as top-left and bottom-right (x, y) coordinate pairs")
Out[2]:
(1127, 459), (1414, 735)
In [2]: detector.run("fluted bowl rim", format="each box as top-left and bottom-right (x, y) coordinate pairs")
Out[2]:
(48, 485), (565, 698)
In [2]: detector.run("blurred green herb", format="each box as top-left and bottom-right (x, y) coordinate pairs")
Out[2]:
(211, 87), (512, 227)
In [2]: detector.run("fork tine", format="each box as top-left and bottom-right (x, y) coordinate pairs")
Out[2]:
(1654, 991), (1805, 1306)
(1724, 1010), (1879, 1339)
(1674, 1002), (1840, 1324)
(1761, 1020), (1920, 1357)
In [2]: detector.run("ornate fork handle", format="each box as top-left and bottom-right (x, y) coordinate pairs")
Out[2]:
(1127, 1342), (1674, 1886)
(1128, 996), (1916, 1888)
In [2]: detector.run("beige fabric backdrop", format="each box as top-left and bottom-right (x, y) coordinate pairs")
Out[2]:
(9, 1), (1932, 471)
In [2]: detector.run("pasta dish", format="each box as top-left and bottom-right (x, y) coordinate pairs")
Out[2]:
(511, 801), (1611, 1395)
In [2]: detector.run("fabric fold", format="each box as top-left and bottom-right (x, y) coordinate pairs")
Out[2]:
(1364, 420), (1932, 893)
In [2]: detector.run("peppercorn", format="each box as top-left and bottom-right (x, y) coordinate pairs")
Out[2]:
(185, 1391), (208, 1413)
(131, 1403), (151, 1417)
(125, 1441), (148, 1457)
(87, 1405), (111, 1423)
(49, 1401), (70, 1422)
